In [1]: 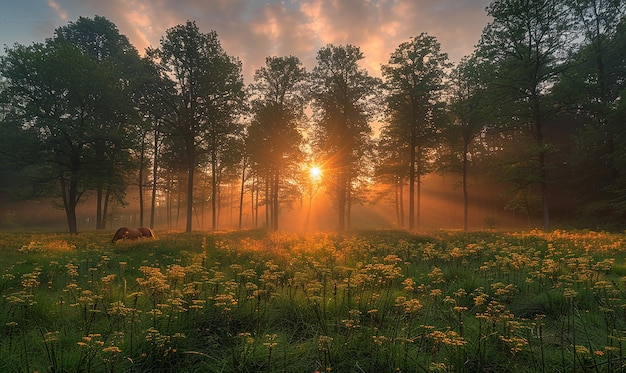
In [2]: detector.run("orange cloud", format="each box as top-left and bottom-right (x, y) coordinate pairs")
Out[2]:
(117, 0), (155, 52)
(47, 0), (69, 21)
(10, 0), (492, 83)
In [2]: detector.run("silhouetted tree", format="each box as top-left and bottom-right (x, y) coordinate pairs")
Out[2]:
(375, 123), (410, 228)
(446, 55), (489, 231)
(382, 33), (450, 230)
(554, 1), (626, 218)
(149, 21), (245, 232)
(478, 0), (576, 230)
(131, 58), (174, 228)
(54, 15), (142, 230)
(248, 56), (307, 230)
(310, 44), (381, 231)
(0, 33), (136, 233)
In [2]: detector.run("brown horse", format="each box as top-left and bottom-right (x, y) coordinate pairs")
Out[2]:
(111, 227), (156, 242)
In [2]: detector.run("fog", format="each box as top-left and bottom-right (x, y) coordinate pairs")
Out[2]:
(0, 172), (527, 233)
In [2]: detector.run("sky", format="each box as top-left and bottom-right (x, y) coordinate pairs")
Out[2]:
(0, 0), (493, 83)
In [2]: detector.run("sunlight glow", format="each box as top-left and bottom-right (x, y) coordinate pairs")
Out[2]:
(309, 166), (322, 180)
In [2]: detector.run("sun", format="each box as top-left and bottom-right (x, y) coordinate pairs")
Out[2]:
(309, 166), (322, 180)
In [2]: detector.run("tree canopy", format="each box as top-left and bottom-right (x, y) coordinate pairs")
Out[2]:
(1, 5), (625, 232)
(148, 21), (245, 232)
(0, 17), (141, 233)
(310, 44), (381, 231)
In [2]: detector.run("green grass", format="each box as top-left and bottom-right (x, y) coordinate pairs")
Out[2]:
(1, 229), (626, 372)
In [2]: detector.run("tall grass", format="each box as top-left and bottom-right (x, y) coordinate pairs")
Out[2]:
(0, 229), (625, 372)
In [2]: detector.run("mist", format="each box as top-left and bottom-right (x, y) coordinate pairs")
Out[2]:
(0, 172), (528, 233)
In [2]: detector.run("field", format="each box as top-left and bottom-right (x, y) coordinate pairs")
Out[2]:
(1, 229), (626, 372)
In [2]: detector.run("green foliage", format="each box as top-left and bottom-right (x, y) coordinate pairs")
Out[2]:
(381, 33), (451, 231)
(310, 44), (381, 231)
(1, 229), (626, 372)
(2, 4), (626, 234)
(149, 20), (245, 232)
(247, 56), (308, 231)
(0, 16), (142, 234)
(477, 0), (577, 231)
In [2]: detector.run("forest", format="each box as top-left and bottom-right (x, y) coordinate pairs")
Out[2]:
(0, 0), (625, 234)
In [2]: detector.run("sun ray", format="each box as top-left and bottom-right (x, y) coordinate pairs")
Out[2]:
(309, 166), (322, 180)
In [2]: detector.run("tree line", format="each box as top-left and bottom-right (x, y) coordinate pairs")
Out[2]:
(0, 0), (624, 234)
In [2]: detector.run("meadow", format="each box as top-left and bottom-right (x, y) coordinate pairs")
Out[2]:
(1, 229), (626, 372)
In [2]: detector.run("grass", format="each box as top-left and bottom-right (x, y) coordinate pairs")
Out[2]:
(1, 228), (626, 372)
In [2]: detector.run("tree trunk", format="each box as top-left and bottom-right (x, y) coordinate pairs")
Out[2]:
(186, 157), (194, 232)
(416, 145), (422, 229)
(463, 141), (469, 232)
(337, 173), (346, 231)
(399, 179), (405, 228)
(272, 170), (279, 231)
(211, 150), (217, 231)
(103, 187), (111, 230)
(534, 98), (549, 231)
(229, 182), (233, 228)
(539, 145), (549, 231)
(66, 206), (78, 234)
(216, 169), (222, 229)
(346, 184), (352, 230)
(251, 175), (257, 228)
(138, 163), (143, 227)
(265, 176), (270, 228)
(60, 173), (79, 234)
(176, 180), (182, 229)
(199, 167), (208, 230)
(166, 179), (171, 229)
(96, 186), (103, 229)
(138, 144), (145, 228)
(254, 176), (259, 228)
(150, 130), (159, 229)
(395, 180), (400, 226)
(408, 132), (416, 230)
(238, 158), (247, 229)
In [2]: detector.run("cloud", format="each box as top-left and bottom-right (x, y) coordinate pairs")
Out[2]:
(386, 0), (491, 61)
(127, 0), (488, 79)
(46, 0), (69, 21)
(7, 0), (492, 82)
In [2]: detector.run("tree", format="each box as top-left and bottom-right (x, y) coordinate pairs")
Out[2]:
(133, 60), (162, 229)
(0, 79), (43, 213)
(374, 125), (409, 228)
(446, 55), (489, 231)
(247, 56), (307, 231)
(0, 35), (134, 233)
(605, 88), (626, 215)
(213, 134), (246, 229)
(554, 1), (626, 217)
(150, 21), (245, 232)
(478, 0), (576, 231)
(381, 33), (450, 230)
(310, 44), (381, 231)
(103, 50), (180, 231)
(54, 15), (142, 230)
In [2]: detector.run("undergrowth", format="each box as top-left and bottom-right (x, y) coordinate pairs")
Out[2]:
(0, 229), (625, 372)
